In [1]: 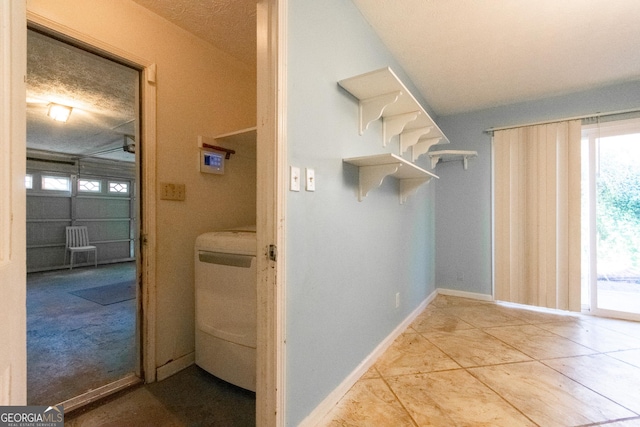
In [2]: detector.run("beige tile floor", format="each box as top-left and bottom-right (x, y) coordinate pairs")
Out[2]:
(321, 295), (640, 427)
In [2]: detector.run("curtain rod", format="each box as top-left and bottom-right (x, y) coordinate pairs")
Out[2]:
(484, 107), (640, 134)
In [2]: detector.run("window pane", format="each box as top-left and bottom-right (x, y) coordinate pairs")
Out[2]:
(25, 175), (33, 189)
(78, 179), (101, 192)
(42, 176), (70, 191)
(594, 133), (640, 314)
(109, 181), (129, 194)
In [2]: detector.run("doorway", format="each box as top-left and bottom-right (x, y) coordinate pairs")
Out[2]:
(25, 29), (142, 407)
(17, 2), (281, 422)
(582, 118), (640, 321)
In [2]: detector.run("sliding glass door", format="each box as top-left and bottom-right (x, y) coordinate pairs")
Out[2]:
(582, 118), (640, 320)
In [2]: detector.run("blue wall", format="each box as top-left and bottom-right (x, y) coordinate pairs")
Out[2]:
(435, 80), (640, 295)
(285, 0), (640, 422)
(285, 0), (440, 424)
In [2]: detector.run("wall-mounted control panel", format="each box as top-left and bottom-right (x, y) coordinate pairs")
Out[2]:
(200, 149), (225, 175)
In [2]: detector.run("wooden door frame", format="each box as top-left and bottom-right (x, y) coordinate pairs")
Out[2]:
(256, 0), (287, 425)
(1, 0), (28, 405)
(23, 2), (288, 422)
(25, 12), (158, 384)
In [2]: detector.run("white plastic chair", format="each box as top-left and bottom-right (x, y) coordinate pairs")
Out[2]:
(65, 226), (97, 269)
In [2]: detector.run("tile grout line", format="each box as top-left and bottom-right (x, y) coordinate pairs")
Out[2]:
(413, 300), (540, 424)
(408, 303), (541, 425)
(538, 356), (640, 418)
(463, 366), (541, 426)
(376, 374), (420, 427)
(574, 414), (640, 426)
(477, 323), (599, 362)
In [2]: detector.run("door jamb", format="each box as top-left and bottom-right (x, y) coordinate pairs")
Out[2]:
(1, 0), (28, 405)
(256, 0), (286, 425)
(584, 123), (640, 322)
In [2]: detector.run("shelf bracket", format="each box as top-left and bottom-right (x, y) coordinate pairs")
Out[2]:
(430, 153), (476, 169)
(428, 150), (478, 170)
(430, 154), (443, 169)
(399, 177), (432, 204)
(358, 163), (401, 201)
(201, 143), (236, 159)
(412, 137), (442, 162)
(382, 111), (420, 146)
(399, 126), (433, 154)
(359, 91), (402, 135)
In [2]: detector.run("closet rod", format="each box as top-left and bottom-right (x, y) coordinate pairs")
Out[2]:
(484, 107), (640, 134)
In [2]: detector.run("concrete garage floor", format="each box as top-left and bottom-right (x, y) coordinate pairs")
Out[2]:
(27, 262), (137, 405)
(28, 262), (256, 425)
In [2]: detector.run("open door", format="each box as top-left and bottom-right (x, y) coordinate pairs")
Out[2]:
(256, 0), (286, 425)
(0, 0), (27, 405)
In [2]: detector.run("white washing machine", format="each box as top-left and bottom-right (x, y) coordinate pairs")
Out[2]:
(195, 226), (256, 391)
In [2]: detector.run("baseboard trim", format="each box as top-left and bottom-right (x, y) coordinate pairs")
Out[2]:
(437, 287), (493, 302)
(156, 352), (195, 382)
(299, 289), (438, 427)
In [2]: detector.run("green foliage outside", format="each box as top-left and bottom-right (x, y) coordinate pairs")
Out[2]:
(596, 134), (640, 281)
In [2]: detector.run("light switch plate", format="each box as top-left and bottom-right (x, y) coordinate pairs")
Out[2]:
(160, 182), (186, 201)
(306, 168), (315, 191)
(290, 166), (301, 191)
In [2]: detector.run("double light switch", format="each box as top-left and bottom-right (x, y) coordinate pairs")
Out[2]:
(290, 167), (315, 192)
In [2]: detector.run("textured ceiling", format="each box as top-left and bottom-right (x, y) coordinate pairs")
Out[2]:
(352, 0), (640, 115)
(27, 30), (137, 162)
(127, 0), (640, 115)
(26, 1), (256, 164)
(29, 1), (640, 161)
(131, 0), (257, 66)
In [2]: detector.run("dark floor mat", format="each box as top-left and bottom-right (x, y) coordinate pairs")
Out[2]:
(70, 281), (136, 305)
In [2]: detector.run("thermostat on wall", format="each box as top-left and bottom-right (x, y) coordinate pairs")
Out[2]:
(200, 149), (225, 174)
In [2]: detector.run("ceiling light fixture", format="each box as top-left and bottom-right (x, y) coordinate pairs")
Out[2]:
(47, 103), (73, 123)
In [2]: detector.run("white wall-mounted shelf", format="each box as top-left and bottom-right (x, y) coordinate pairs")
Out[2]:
(338, 67), (449, 158)
(343, 153), (439, 204)
(428, 150), (478, 170)
(197, 127), (256, 170)
(199, 127), (257, 150)
(214, 127), (257, 144)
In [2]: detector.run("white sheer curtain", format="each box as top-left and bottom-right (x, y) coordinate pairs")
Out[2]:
(493, 120), (582, 311)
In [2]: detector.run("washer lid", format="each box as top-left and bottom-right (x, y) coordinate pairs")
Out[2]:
(195, 228), (256, 255)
